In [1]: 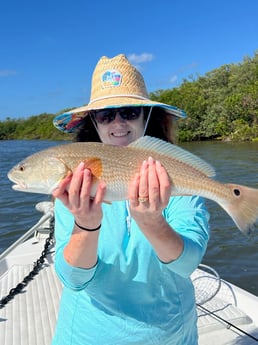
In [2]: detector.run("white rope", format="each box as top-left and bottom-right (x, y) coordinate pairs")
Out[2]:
(143, 106), (153, 136)
(89, 94), (151, 105)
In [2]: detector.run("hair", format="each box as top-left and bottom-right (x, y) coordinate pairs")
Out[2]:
(143, 107), (177, 144)
(73, 106), (177, 144)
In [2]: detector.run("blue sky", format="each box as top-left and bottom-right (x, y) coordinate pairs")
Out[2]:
(1, 0), (257, 120)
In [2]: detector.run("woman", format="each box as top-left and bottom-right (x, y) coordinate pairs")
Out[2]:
(52, 54), (210, 344)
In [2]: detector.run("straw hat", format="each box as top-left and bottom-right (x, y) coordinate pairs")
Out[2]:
(53, 54), (187, 133)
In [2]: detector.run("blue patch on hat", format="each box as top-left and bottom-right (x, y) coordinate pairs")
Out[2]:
(101, 70), (122, 88)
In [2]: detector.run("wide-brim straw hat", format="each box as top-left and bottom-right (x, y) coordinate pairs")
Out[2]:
(53, 54), (187, 133)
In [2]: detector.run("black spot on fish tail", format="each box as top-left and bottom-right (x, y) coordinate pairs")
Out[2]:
(233, 188), (241, 197)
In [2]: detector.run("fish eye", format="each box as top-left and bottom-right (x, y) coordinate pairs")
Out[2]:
(18, 164), (25, 172)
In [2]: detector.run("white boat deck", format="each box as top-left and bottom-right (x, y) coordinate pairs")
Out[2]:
(1, 203), (258, 344)
(0, 262), (61, 345)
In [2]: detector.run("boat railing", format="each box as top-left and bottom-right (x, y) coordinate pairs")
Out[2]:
(0, 202), (54, 263)
(0, 202), (55, 309)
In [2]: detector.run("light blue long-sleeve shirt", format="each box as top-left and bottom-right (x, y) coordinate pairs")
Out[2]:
(52, 196), (210, 345)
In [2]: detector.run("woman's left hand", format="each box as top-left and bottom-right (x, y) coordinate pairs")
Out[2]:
(129, 156), (172, 224)
(128, 157), (183, 262)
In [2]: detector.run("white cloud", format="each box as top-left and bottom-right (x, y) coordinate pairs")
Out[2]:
(170, 75), (178, 84)
(128, 53), (154, 64)
(0, 69), (17, 77)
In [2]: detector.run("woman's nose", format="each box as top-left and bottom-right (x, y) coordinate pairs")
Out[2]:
(112, 111), (125, 123)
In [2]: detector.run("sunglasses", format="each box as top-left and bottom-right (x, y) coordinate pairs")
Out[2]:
(91, 107), (142, 124)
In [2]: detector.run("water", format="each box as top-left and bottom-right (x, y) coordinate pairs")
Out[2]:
(0, 140), (60, 250)
(0, 140), (258, 295)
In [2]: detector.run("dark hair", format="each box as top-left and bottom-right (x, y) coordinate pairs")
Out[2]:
(73, 107), (177, 144)
(74, 114), (101, 142)
(143, 107), (177, 144)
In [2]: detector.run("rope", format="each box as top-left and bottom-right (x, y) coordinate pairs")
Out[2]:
(0, 217), (55, 309)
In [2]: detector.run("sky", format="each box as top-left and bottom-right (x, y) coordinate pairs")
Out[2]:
(1, 0), (257, 120)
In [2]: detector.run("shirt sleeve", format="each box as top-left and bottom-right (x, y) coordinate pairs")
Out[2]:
(54, 199), (98, 290)
(162, 196), (210, 278)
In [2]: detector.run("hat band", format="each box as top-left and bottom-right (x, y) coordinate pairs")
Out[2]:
(89, 94), (150, 105)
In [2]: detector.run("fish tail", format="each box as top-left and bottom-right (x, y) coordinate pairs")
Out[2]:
(222, 184), (258, 235)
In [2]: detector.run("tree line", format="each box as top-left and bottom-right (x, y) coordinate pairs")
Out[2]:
(1, 52), (257, 142)
(0, 112), (71, 141)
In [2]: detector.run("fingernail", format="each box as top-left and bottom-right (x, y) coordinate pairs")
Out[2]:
(141, 160), (147, 173)
(78, 162), (85, 169)
(84, 168), (91, 176)
(148, 156), (154, 164)
(156, 160), (161, 168)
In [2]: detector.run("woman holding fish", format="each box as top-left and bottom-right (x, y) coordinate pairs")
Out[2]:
(51, 54), (210, 345)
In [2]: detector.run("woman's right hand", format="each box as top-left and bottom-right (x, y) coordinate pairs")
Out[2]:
(52, 162), (106, 229)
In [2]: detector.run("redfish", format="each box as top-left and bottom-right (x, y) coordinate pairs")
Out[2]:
(8, 136), (258, 234)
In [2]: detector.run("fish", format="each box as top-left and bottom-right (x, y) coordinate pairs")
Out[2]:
(8, 136), (258, 235)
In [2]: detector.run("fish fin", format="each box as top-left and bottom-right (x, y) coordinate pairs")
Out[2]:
(129, 136), (216, 177)
(221, 183), (258, 235)
(84, 157), (103, 179)
(56, 158), (73, 176)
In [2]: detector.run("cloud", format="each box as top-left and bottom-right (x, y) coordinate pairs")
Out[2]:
(0, 69), (17, 77)
(128, 53), (154, 65)
(169, 75), (178, 84)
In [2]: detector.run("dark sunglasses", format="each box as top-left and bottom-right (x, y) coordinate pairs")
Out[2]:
(91, 107), (142, 124)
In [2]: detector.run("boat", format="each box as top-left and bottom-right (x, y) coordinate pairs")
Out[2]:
(0, 201), (258, 344)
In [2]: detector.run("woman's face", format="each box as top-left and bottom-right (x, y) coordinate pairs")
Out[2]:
(94, 107), (145, 146)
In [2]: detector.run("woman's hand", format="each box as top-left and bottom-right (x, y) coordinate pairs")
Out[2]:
(129, 157), (183, 263)
(52, 162), (106, 229)
(52, 162), (106, 269)
(129, 156), (172, 224)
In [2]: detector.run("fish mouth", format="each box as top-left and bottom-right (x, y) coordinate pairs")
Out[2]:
(12, 184), (27, 191)
(11, 182), (27, 191)
(7, 174), (27, 191)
